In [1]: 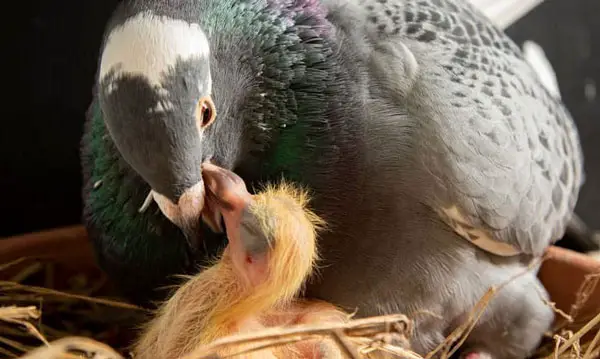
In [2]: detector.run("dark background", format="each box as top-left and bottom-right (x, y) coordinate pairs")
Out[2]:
(3, 0), (599, 243)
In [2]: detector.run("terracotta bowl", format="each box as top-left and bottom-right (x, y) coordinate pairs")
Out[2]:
(539, 246), (600, 316)
(1, 226), (599, 346)
(0, 225), (106, 292)
(538, 245), (600, 342)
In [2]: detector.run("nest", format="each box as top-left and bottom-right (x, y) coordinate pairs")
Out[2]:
(0, 252), (599, 359)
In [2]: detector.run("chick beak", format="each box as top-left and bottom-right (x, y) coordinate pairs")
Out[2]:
(201, 163), (254, 234)
(151, 182), (206, 250)
(201, 189), (225, 234)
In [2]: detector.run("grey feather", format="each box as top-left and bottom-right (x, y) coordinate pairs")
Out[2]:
(313, 0), (582, 357)
(327, 0), (583, 257)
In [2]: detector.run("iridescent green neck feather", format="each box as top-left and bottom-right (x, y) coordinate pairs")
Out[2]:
(196, 0), (337, 182)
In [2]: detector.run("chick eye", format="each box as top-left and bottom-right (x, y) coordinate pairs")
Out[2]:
(197, 96), (216, 129)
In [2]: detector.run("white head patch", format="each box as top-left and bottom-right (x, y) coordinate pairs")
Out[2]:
(99, 11), (211, 91)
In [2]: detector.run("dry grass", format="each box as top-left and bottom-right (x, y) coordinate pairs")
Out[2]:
(0, 255), (598, 359)
(0, 257), (148, 358)
(534, 271), (600, 359)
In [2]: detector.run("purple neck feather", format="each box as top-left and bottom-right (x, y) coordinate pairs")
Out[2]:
(266, 0), (332, 37)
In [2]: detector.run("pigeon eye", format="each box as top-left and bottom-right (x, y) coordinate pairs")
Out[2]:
(197, 96), (216, 129)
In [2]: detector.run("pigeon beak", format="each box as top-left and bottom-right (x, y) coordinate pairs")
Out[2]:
(151, 182), (205, 249)
(150, 163), (252, 244)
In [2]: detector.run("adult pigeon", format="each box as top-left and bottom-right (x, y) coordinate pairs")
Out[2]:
(80, 0), (584, 358)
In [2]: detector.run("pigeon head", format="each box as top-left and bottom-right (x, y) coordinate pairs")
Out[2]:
(95, 0), (338, 246)
(97, 11), (231, 244)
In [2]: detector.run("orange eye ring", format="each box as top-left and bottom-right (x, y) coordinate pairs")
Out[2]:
(197, 96), (216, 129)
